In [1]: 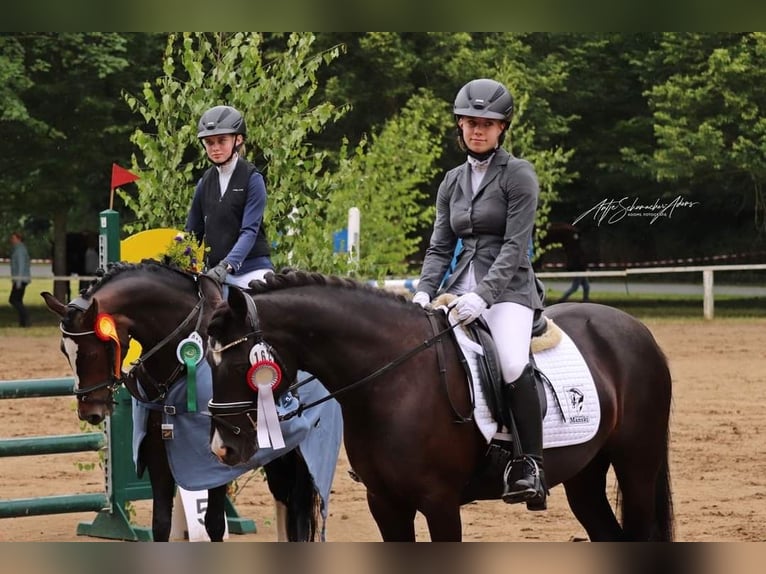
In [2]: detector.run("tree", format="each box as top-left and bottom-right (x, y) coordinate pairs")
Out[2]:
(318, 89), (446, 279)
(625, 33), (766, 232)
(122, 32), (448, 277)
(0, 33), (143, 301)
(122, 33), (347, 269)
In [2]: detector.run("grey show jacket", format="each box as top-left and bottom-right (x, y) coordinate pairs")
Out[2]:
(417, 148), (543, 311)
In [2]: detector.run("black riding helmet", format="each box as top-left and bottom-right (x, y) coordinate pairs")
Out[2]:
(197, 105), (246, 165)
(454, 79), (513, 158)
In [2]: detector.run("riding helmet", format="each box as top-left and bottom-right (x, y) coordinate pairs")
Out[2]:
(453, 79), (514, 122)
(197, 105), (247, 139)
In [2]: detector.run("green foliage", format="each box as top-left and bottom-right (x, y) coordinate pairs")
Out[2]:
(317, 89), (446, 279)
(121, 32), (448, 277)
(121, 33), (348, 249)
(623, 33), (766, 230)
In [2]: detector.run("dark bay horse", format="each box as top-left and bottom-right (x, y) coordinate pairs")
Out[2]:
(42, 261), (334, 542)
(201, 270), (674, 542)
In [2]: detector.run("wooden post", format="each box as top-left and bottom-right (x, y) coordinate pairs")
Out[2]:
(702, 268), (714, 320)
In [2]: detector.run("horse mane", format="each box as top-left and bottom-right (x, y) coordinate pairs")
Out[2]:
(82, 258), (196, 297)
(249, 268), (410, 306)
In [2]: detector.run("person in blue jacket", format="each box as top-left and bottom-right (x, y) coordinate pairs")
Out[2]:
(186, 105), (273, 289)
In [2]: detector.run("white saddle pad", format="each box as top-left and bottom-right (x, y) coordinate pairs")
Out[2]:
(455, 320), (600, 449)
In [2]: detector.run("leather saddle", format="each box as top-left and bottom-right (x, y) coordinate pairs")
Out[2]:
(457, 310), (549, 425)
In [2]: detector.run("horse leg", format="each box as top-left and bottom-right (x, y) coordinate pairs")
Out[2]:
(562, 452), (623, 541)
(421, 498), (463, 542)
(611, 442), (673, 541)
(142, 431), (175, 542)
(264, 451), (318, 541)
(204, 484), (229, 542)
(366, 491), (417, 541)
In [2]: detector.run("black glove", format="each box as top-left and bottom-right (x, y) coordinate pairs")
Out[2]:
(205, 261), (231, 284)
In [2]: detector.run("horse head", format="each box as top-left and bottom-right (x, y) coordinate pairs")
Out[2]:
(203, 283), (294, 465)
(42, 291), (129, 425)
(43, 261), (224, 426)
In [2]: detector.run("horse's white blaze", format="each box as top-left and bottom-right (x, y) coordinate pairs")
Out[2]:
(275, 499), (288, 542)
(208, 339), (223, 366)
(210, 429), (227, 458)
(62, 337), (82, 391)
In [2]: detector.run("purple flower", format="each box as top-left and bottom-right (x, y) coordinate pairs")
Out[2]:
(184, 246), (191, 255)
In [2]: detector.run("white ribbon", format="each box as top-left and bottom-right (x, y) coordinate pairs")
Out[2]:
(256, 384), (285, 449)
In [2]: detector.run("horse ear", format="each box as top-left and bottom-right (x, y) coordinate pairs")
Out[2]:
(82, 297), (100, 325)
(199, 275), (223, 307)
(226, 285), (249, 324)
(41, 292), (67, 318)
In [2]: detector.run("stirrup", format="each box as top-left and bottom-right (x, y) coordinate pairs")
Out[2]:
(501, 457), (546, 509)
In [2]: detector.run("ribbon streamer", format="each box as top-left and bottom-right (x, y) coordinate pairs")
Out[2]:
(256, 384), (285, 449)
(184, 356), (198, 413)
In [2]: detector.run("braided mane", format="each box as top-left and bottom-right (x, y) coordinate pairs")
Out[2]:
(82, 258), (196, 298)
(249, 268), (410, 305)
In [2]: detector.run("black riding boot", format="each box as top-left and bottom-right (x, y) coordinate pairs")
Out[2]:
(501, 364), (548, 510)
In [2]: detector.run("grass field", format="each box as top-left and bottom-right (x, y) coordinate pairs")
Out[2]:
(1, 276), (764, 335)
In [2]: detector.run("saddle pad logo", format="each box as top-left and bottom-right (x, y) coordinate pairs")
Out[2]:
(566, 387), (589, 423)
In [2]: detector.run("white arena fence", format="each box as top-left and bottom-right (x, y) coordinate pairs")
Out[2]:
(2, 260), (765, 320)
(377, 263), (766, 320)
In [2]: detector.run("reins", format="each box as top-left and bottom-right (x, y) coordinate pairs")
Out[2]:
(279, 313), (462, 421)
(122, 290), (207, 405)
(62, 278), (207, 404)
(128, 294), (206, 371)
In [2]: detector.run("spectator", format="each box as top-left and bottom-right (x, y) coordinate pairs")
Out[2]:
(9, 231), (31, 327)
(558, 228), (590, 302)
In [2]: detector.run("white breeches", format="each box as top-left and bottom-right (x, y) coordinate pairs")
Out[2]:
(224, 268), (272, 289)
(449, 262), (533, 382)
(483, 301), (533, 383)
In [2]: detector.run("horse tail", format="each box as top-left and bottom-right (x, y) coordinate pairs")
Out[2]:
(286, 449), (321, 542)
(650, 347), (674, 541)
(264, 450), (321, 541)
(616, 417), (675, 541)
(651, 429), (675, 541)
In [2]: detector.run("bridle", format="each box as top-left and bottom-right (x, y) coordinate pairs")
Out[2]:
(207, 297), (467, 437)
(61, 289), (207, 406)
(60, 297), (123, 404)
(207, 293), (287, 435)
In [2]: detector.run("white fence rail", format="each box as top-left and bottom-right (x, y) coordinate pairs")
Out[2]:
(380, 263), (766, 320)
(4, 261), (765, 320)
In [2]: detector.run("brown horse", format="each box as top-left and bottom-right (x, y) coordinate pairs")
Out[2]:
(200, 269), (674, 542)
(42, 261), (341, 542)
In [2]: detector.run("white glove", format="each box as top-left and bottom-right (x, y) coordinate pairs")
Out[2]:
(411, 291), (431, 308)
(454, 292), (488, 323)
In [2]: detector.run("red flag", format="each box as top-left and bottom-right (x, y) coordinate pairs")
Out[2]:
(111, 163), (139, 190)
